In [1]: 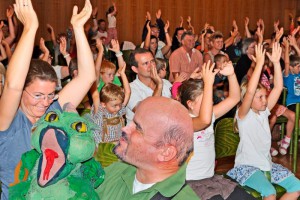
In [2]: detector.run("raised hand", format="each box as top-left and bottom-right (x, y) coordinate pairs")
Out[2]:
(13, 0), (38, 30)
(291, 26), (300, 36)
(92, 6), (98, 18)
(59, 36), (68, 55)
(156, 9), (161, 19)
(108, 39), (120, 53)
(251, 43), (265, 66)
(150, 64), (162, 86)
(219, 61), (234, 76)
(146, 11), (151, 21)
(187, 16), (191, 25)
(117, 62), (126, 77)
(201, 60), (219, 86)
(46, 23), (53, 33)
(164, 20), (169, 32)
(288, 35), (297, 47)
(275, 27), (283, 42)
(146, 20), (151, 31)
(190, 67), (202, 79)
(95, 38), (103, 53)
(174, 73), (188, 83)
(70, 0), (92, 29)
(6, 5), (14, 19)
(39, 37), (48, 53)
(266, 42), (282, 63)
(244, 17), (249, 26)
(179, 16), (183, 27)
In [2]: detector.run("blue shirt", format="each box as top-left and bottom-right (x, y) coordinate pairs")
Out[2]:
(0, 101), (61, 200)
(283, 73), (300, 106)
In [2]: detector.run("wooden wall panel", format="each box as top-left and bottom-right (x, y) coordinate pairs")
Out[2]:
(0, 0), (299, 45)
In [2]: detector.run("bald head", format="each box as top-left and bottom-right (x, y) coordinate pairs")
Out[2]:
(136, 97), (194, 166)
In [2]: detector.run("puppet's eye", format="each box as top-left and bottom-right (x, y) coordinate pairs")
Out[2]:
(44, 112), (59, 122)
(71, 122), (87, 133)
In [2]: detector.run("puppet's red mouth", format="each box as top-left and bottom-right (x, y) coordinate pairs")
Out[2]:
(38, 129), (66, 187)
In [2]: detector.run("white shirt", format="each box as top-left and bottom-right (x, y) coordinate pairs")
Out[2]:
(126, 78), (171, 125)
(132, 175), (155, 194)
(235, 108), (272, 171)
(107, 14), (116, 28)
(140, 41), (166, 59)
(186, 114), (215, 180)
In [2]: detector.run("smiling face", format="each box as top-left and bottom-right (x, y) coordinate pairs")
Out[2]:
(21, 79), (57, 123)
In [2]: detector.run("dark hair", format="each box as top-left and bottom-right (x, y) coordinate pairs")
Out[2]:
(171, 27), (185, 52)
(129, 48), (151, 67)
(25, 59), (58, 88)
(106, 6), (114, 17)
(181, 31), (194, 41)
(290, 55), (300, 67)
(178, 79), (204, 109)
(98, 19), (105, 25)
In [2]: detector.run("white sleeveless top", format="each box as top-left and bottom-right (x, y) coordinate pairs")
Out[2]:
(186, 114), (216, 180)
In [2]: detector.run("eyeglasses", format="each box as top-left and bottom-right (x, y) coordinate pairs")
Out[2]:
(140, 59), (156, 67)
(24, 89), (58, 101)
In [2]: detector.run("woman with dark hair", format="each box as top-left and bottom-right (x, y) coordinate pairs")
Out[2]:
(0, 1), (95, 199)
(171, 27), (185, 52)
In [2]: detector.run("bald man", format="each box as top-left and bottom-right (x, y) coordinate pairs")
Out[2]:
(97, 96), (199, 199)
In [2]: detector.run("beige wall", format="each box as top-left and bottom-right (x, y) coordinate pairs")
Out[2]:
(0, 0), (299, 44)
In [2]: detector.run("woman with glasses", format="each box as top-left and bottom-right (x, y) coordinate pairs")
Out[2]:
(0, 1), (95, 199)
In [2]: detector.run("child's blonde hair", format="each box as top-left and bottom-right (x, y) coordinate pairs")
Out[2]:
(100, 83), (124, 103)
(100, 60), (116, 73)
(234, 80), (267, 132)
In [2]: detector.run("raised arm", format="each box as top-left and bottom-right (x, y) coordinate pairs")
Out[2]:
(213, 61), (240, 119)
(110, 2), (117, 16)
(238, 44), (265, 119)
(90, 38), (104, 113)
(59, 37), (71, 66)
(0, 30), (7, 61)
(224, 20), (239, 48)
(142, 11), (151, 41)
(4, 5), (16, 46)
(46, 24), (57, 47)
(266, 42), (283, 110)
(289, 29), (300, 56)
(161, 20), (172, 55)
(58, 0), (96, 108)
(151, 64), (163, 96)
(143, 21), (151, 50)
(192, 61), (218, 131)
(0, 0), (38, 131)
(91, 7), (98, 32)
(109, 39), (125, 68)
(118, 63), (130, 106)
(39, 37), (50, 62)
(244, 17), (251, 38)
(2, 40), (12, 61)
(156, 9), (166, 42)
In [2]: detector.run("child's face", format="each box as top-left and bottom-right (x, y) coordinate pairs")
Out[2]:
(251, 88), (267, 113)
(215, 58), (227, 70)
(101, 98), (123, 115)
(290, 64), (300, 75)
(158, 67), (166, 79)
(100, 68), (115, 84)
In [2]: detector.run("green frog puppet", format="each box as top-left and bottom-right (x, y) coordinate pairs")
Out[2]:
(9, 104), (105, 199)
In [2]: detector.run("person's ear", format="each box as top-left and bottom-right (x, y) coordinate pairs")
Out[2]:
(131, 66), (138, 74)
(100, 102), (106, 108)
(186, 100), (194, 111)
(157, 145), (177, 162)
